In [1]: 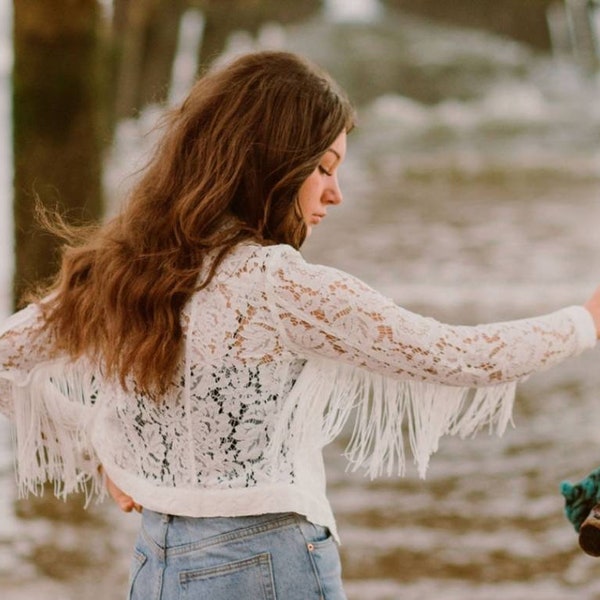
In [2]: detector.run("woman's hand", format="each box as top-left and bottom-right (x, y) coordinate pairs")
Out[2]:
(585, 286), (600, 339)
(100, 467), (142, 513)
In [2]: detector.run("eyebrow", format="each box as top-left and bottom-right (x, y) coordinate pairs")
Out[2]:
(327, 148), (341, 161)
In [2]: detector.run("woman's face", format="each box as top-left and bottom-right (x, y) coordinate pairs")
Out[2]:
(297, 130), (347, 237)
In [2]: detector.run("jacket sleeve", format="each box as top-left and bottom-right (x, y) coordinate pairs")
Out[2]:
(265, 245), (595, 387)
(263, 246), (596, 479)
(0, 303), (103, 501)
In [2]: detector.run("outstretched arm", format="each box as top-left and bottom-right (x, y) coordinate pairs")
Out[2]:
(266, 246), (597, 386)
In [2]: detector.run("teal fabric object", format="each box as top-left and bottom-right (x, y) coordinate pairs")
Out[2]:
(560, 467), (600, 532)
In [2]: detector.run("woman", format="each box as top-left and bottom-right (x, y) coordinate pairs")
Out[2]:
(1, 51), (599, 599)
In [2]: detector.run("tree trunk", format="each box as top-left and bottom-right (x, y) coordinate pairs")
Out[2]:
(193, 0), (322, 72)
(113, 0), (154, 119)
(12, 0), (104, 307)
(139, 0), (186, 107)
(113, 0), (186, 119)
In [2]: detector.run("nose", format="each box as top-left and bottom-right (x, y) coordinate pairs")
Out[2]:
(325, 175), (343, 205)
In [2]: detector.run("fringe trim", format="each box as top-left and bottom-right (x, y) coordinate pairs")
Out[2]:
(267, 360), (517, 479)
(8, 360), (105, 505)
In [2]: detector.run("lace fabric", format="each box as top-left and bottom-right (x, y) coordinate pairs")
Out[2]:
(0, 243), (595, 539)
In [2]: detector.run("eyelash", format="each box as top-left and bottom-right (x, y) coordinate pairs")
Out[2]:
(318, 166), (332, 176)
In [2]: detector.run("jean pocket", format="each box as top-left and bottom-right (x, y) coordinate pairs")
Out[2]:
(179, 552), (276, 600)
(127, 549), (148, 600)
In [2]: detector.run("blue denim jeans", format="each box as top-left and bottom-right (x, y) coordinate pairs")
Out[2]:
(127, 510), (347, 599)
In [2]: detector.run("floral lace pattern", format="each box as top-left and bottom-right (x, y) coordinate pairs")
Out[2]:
(265, 245), (590, 386)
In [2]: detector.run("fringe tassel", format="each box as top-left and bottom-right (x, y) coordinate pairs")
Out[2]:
(268, 360), (517, 479)
(9, 360), (104, 505)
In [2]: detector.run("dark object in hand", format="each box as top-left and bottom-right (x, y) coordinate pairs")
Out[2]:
(579, 504), (600, 557)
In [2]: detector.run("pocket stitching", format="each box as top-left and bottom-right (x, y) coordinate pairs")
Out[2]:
(179, 551), (273, 584)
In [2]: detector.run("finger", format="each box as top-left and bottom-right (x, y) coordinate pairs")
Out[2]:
(119, 498), (134, 512)
(118, 495), (143, 513)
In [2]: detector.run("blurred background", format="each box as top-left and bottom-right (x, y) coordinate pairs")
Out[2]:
(2, 1), (600, 598)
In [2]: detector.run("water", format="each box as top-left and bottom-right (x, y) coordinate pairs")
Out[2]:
(3, 3), (600, 599)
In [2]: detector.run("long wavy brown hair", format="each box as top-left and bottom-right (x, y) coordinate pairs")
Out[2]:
(37, 50), (356, 397)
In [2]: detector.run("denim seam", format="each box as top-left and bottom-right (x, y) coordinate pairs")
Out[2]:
(295, 522), (325, 599)
(141, 523), (168, 560)
(127, 550), (147, 600)
(131, 534), (166, 600)
(166, 513), (299, 557)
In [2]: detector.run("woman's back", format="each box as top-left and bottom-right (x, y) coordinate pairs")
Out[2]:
(100, 243), (305, 490)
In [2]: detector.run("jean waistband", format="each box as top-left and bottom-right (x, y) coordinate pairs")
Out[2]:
(140, 510), (303, 558)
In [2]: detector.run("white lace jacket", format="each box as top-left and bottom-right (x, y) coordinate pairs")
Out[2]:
(0, 243), (596, 541)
